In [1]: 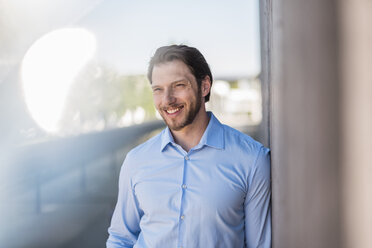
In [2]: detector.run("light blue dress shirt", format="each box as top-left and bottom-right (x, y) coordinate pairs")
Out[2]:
(107, 112), (271, 248)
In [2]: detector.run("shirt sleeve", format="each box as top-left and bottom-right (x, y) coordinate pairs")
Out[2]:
(107, 153), (143, 248)
(244, 146), (271, 248)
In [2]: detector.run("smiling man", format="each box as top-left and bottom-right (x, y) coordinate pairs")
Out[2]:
(107, 45), (271, 248)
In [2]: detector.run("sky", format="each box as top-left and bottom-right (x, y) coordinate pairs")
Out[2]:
(77, 0), (261, 78)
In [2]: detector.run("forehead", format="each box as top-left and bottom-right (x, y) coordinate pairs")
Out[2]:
(151, 60), (194, 85)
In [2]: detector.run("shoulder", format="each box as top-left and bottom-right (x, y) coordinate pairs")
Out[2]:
(222, 124), (268, 155)
(218, 123), (270, 189)
(120, 129), (164, 176)
(221, 123), (270, 171)
(222, 124), (271, 179)
(125, 129), (164, 162)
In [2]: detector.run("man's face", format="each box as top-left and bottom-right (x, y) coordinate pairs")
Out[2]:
(151, 60), (203, 131)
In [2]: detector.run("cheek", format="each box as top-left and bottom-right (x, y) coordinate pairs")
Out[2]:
(175, 89), (194, 100)
(152, 95), (161, 107)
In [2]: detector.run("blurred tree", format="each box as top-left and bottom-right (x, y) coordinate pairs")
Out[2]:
(59, 62), (155, 135)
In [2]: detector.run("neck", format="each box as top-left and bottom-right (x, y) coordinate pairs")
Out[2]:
(170, 108), (210, 152)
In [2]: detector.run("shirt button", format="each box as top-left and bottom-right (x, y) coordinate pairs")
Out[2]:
(180, 215), (185, 220)
(182, 184), (187, 189)
(184, 156), (189, 160)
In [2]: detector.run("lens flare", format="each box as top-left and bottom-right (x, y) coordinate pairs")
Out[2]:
(21, 28), (96, 133)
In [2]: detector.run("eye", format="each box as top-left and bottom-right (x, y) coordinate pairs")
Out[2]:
(152, 88), (162, 93)
(175, 83), (185, 87)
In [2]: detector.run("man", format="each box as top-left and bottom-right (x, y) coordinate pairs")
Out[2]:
(107, 45), (271, 248)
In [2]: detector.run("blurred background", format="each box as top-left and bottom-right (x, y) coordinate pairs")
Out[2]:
(0, 0), (263, 247)
(2, 0), (372, 248)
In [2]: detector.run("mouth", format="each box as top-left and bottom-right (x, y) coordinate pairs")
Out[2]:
(164, 105), (184, 115)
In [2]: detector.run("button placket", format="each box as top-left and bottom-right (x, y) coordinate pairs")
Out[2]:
(178, 154), (190, 248)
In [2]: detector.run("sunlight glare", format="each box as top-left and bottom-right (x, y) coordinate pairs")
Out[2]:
(21, 28), (96, 133)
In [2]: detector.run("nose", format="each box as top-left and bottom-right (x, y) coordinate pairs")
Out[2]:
(163, 88), (176, 105)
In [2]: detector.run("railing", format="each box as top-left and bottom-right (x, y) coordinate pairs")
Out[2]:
(0, 121), (164, 248)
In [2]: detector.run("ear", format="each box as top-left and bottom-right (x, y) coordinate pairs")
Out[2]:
(201, 76), (211, 98)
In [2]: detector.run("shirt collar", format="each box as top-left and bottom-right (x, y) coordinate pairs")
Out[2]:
(160, 126), (176, 151)
(160, 111), (225, 152)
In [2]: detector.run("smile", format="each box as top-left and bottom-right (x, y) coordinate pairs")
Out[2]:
(164, 106), (184, 115)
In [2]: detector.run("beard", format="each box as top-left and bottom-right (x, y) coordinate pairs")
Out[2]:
(161, 87), (202, 131)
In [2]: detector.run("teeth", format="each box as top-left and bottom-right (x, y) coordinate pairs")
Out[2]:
(166, 108), (180, 114)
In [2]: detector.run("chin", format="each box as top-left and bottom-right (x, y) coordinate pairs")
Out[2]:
(165, 120), (186, 132)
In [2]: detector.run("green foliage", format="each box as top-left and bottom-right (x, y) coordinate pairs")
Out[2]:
(229, 80), (239, 89)
(60, 63), (156, 133)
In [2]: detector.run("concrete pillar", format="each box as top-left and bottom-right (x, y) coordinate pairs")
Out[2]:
(261, 0), (372, 247)
(339, 1), (372, 247)
(268, 0), (341, 247)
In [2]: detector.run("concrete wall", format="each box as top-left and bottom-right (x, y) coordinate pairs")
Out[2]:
(260, 0), (372, 247)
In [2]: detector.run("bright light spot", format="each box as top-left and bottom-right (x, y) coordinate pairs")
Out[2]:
(212, 80), (230, 96)
(133, 107), (145, 124)
(21, 28), (96, 133)
(119, 110), (133, 127)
